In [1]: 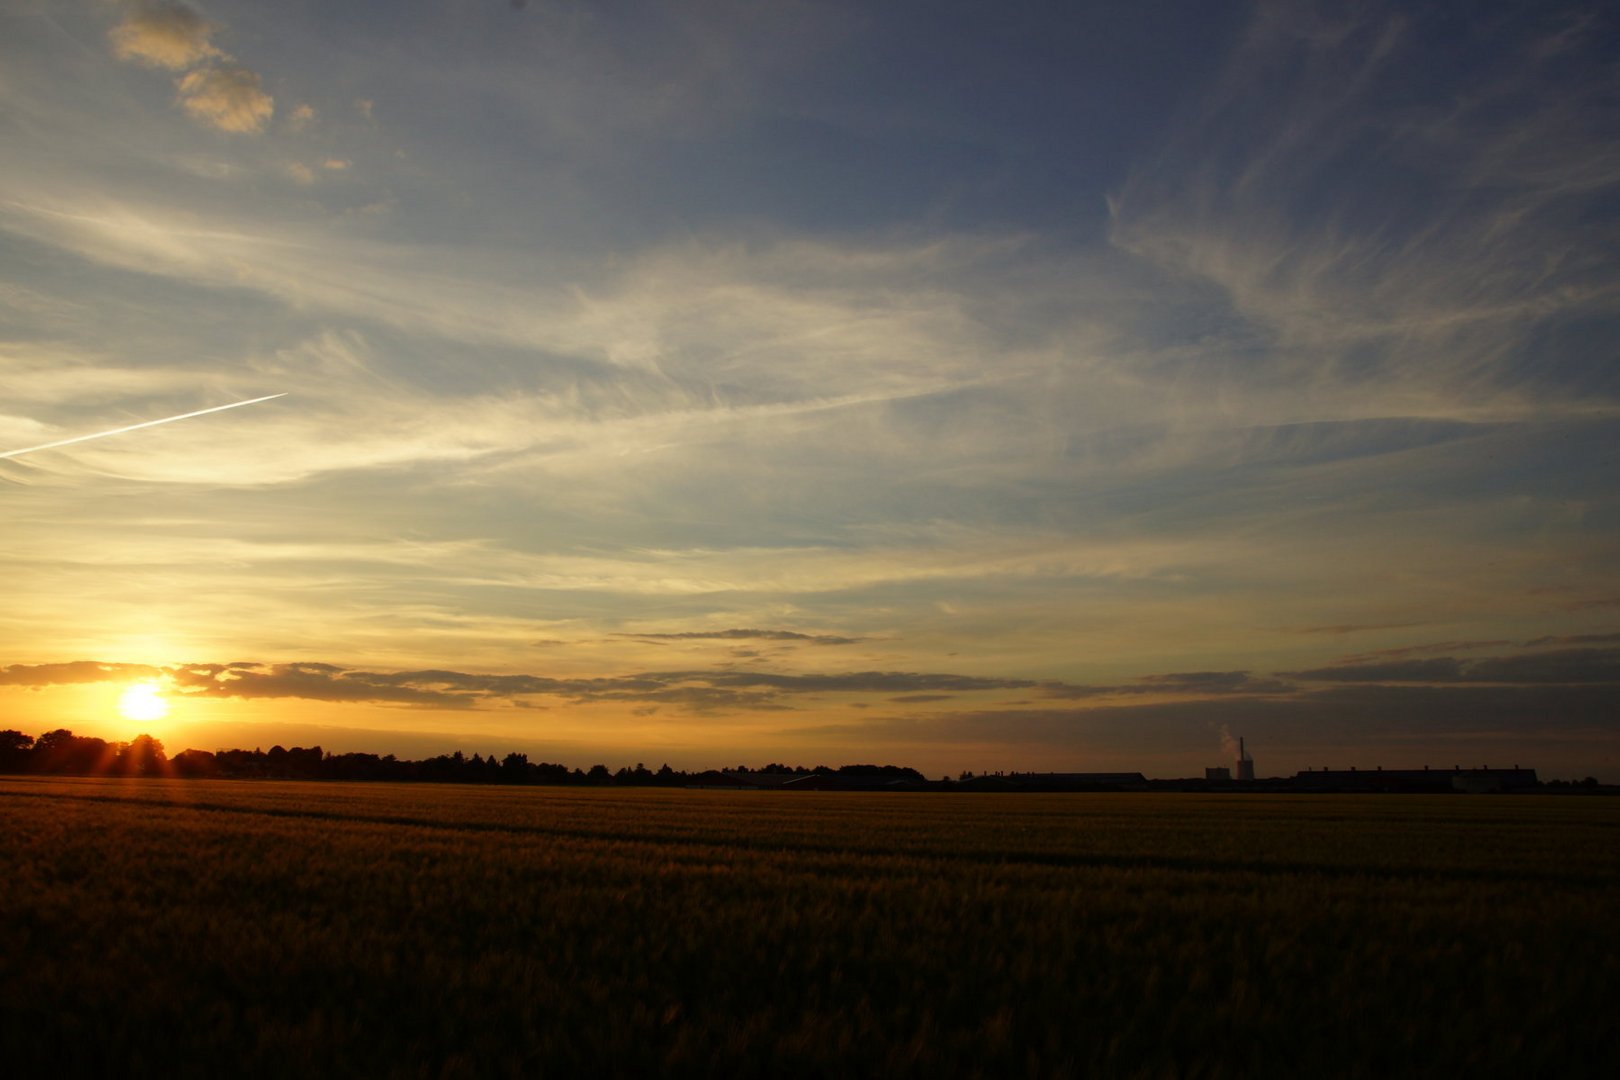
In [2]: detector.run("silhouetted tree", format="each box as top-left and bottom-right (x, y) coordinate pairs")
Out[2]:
(117, 734), (166, 777)
(0, 729), (32, 772)
(275, 746), (323, 779)
(33, 729), (113, 773)
(32, 728), (75, 758)
(0, 727), (933, 789)
(171, 749), (219, 777)
(500, 752), (529, 783)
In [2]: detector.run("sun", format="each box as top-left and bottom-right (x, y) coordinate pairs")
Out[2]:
(118, 681), (170, 724)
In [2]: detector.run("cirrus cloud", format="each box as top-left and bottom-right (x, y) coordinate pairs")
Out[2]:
(0, 661), (161, 686)
(616, 628), (865, 645)
(1283, 647), (1620, 685)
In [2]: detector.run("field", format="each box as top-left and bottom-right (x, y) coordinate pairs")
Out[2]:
(2, 778), (1616, 1077)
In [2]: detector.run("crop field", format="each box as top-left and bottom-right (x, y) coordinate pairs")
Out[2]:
(2, 778), (1616, 1077)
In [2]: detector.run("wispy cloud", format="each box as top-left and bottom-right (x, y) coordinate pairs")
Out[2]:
(1333, 633), (1620, 665)
(0, 661), (160, 686)
(169, 662), (471, 708)
(792, 683), (1620, 761)
(2, 658), (1043, 714)
(1110, 0), (1620, 419)
(1295, 621), (1432, 637)
(1522, 631), (1620, 647)
(1285, 646), (1620, 684)
(617, 628), (864, 645)
(1039, 671), (1294, 699)
(1337, 639), (1514, 663)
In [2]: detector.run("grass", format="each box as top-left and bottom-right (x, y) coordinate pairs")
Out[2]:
(2, 777), (1616, 1077)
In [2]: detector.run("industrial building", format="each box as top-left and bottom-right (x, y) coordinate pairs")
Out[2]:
(1205, 737), (1255, 783)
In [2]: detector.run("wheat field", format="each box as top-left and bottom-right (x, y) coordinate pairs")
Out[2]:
(2, 777), (1615, 1077)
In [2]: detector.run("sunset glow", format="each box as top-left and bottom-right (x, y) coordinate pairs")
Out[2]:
(117, 683), (169, 725)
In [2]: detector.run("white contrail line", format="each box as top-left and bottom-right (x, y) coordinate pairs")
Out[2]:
(0, 393), (288, 460)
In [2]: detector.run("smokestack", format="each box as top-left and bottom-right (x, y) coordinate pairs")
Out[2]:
(1236, 736), (1255, 782)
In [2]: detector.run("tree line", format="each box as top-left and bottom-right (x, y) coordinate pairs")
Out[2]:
(10, 727), (1599, 792)
(0, 728), (925, 786)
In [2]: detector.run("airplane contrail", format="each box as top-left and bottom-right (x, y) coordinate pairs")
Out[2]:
(0, 393), (287, 460)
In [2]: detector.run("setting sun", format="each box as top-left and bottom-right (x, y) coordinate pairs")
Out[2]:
(118, 682), (169, 724)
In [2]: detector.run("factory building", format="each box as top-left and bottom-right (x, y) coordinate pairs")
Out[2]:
(1204, 737), (1257, 782)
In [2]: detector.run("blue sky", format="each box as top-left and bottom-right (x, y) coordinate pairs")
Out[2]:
(2, 0), (1617, 778)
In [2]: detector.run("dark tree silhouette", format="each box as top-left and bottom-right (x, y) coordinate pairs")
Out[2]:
(171, 749), (219, 777)
(0, 729), (32, 772)
(32, 729), (114, 774)
(0, 727), (947, 789)
(117, 734), (166, 777)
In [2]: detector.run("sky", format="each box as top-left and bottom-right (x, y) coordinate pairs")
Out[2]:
(2, 0), (1617, 780)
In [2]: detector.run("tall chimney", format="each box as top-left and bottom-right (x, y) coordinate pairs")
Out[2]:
(1237, 736), (1255, 782)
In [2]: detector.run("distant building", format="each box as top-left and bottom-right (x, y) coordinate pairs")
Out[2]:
(685, 769), (756, 789)
(1236, 737), (1255, 781)
(1001, 772), (1148, 792)
(1451, 771), (1530, 794)
(1292, 766), (1538, 793)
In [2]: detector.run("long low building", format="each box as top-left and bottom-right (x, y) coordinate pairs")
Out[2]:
(1291, 766), (1539, 793)
(993, 772), (1150, 792)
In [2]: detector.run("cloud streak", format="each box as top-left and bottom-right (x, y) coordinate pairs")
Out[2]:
(617, 628), (864, 645)
(0, 661), (161, 686)
(4, 658), (1039, 712)
(793, 684), (1620, 758)
(1286, 647), (1620, 685)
